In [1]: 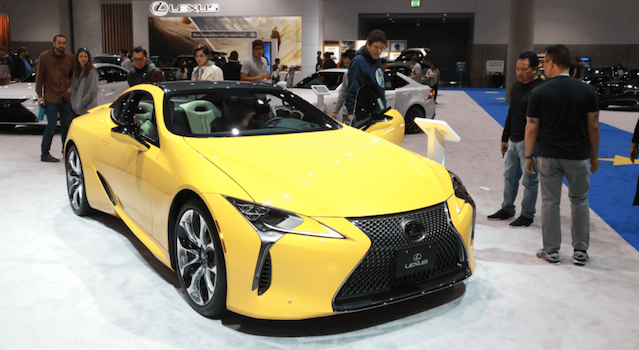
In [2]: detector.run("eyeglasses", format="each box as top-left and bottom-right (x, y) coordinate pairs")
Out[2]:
(542, 59), (553, 65)
(77, 48), (89, 53)
(132, 57), (147, 62)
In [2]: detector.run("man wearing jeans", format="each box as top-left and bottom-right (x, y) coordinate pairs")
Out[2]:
(525, 44), (600, 265)
(488, 52), (543, 227)
(36, 34), (76, 162)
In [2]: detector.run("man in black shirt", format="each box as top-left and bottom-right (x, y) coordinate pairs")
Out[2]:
(525, 44), (600, 265)
(488, 52), (544, 227)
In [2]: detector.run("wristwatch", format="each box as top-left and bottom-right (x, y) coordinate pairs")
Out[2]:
(525, 155), (533, 159)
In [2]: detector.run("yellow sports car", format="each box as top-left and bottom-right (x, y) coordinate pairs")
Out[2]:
(64, 81), (475, 320)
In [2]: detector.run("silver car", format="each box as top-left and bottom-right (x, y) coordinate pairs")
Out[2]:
(0, 63), (129, 131)
(286, 68), (436, 134)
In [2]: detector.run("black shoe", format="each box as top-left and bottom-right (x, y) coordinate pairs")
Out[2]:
(509, 215), (533, 227)
(40, 154), (60, 163)
(487, 209), (514, 220)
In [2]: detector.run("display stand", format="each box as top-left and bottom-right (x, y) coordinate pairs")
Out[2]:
(413, 118), (460, 166)
(311, 85), (330, 112)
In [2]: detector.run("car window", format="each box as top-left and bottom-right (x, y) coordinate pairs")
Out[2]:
(165, 89), (342, 137)
(132, 92), (159, 145)
(295, 72), (343, 90)
(98, 67), (128, 82)
(110, 91), (159, 145)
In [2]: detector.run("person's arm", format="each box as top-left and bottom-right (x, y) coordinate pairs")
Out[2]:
(502, 107), (512, 155)
(35, 54), (45, 105)
(332, 71), (349, 117)
(345, 61), (363, 118)
(631, 118), (639, 163)
(81, 70), (99, 108)
(587, 111), (600, 173)
(524, 116), (539, 174)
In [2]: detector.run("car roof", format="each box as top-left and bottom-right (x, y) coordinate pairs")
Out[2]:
(154, 81), (286, 95)
(94, 63), (125, 69)
(317, 68), (347, 73)
(94, 54), (119, 57)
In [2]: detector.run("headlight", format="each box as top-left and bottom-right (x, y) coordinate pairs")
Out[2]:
(448, 171), (476, 240)
(448, 171), (474, 207)
(226, 197), (343, 239)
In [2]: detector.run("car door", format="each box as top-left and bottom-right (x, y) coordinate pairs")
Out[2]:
(99, 90), (161, 235)
(97, 66), (130, 106)
(392, 73), (414, 116)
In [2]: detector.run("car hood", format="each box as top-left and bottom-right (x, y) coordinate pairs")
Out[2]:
(184, 128), (450, 217)
(0, 82), (38, 99)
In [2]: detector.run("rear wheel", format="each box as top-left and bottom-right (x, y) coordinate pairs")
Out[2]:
(174, 200), (227, 318)
(405, 106), (425, 134)
(65, 145), (92, 216)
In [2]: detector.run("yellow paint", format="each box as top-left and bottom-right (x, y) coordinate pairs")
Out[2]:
(599, 155), (639, 166)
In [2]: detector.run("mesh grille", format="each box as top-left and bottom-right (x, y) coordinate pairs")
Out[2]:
(257, 252), (271, 296)
(336, 203), (465, 302)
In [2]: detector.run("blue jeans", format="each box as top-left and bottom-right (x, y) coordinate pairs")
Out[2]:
(501, 140), (539, 218)
(537, 157), (591, 253)
(41, 99), (72, 157)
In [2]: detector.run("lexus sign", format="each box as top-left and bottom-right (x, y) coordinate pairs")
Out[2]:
(150, 1), (220, 16)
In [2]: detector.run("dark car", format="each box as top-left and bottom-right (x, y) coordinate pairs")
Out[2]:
(394, 48), (431, 68)
(583, 66), (628, 86)
(596, 78), (639, 109)
(93, 54), (122, 66)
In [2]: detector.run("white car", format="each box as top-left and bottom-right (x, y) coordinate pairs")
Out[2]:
(286, 68), (435, 133)
(0, 63), (130, 131)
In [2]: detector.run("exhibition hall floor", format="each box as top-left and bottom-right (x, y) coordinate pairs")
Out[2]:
(1, 90), (638, 350)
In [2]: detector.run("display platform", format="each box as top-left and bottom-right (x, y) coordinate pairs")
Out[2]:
(1, 90), (638, 349)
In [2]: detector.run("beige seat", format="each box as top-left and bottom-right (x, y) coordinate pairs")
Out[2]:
(184, 100), (219, 134)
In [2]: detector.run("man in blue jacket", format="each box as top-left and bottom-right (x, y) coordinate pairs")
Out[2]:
(345, 29), (387, 121)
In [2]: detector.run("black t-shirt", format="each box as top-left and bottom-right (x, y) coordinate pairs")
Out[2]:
(502, 78), (545, 142)
(527, 75), (599, 160)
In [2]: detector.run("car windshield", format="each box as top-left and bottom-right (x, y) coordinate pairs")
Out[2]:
(165, 89), (342, 137)
(93, 56), (121, 65)
(294, 72), (344, 90)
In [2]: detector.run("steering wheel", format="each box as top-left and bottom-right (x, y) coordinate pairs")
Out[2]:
(262, 117), (285, 128)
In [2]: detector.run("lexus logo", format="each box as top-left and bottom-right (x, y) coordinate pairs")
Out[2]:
(402, 218), (426, 242)
(150, 1), (169, 16)
(413, 253), (422, 262)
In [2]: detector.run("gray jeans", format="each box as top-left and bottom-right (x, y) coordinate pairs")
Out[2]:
(537, 157), (591, 253)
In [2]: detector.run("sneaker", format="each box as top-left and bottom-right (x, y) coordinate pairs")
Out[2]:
(40, 154), (60, 163)
(487, 209), (514, 220)
(509, 215), (533, 227)
(573, 250), (589, 266)
(537, 248), (560, 264)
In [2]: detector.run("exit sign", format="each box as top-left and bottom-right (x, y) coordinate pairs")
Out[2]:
(411, 0), (420, 7)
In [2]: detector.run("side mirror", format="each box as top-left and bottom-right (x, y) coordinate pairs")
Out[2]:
(276, 81), (287, 88)
(111, 125), (149, 152)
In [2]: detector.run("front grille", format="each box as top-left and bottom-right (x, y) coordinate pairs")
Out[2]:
(334, 203), (470, 311)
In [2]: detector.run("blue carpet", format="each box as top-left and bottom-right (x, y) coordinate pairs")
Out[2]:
(450, 87), (639, 251)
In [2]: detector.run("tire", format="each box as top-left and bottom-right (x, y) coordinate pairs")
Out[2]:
(405, 106), (426, 134)
(65, 145), (92, 216)
(0, 124), (15, 132)
(174, 200), (227, 318)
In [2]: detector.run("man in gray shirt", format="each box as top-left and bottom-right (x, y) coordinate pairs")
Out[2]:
(240, 40), (271, 84)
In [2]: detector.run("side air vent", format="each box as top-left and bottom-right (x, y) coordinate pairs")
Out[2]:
(96, 172), (116, 205)
(257, 252), (272, 296)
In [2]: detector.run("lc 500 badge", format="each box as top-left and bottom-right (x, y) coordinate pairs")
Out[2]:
(395, 243), (438, 278)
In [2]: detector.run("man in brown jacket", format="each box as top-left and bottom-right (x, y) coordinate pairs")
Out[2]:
(36, 34), (76, 162)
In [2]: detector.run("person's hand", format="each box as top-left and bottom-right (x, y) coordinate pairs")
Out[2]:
(501, 142), (508, 156)
(347, 114), (353, 121)
(37, 97), (44, 108)
(590, 157), (599, 174)
(630, 143), (638, 163)
(330, 113), (337, 119)
(261, 73), (271, 80)
(525, 158), (537, 174)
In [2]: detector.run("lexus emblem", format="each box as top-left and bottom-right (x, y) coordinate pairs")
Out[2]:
(413, 253), (422, 262)
(402, 218), (426, 242)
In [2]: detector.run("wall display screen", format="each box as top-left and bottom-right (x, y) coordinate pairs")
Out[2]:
(149, 16), (301, 68)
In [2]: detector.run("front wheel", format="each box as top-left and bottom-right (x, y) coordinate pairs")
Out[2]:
(65, 145), (92, 216)
(405, 106), (425, 134)
(174, 200), (227, 318)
